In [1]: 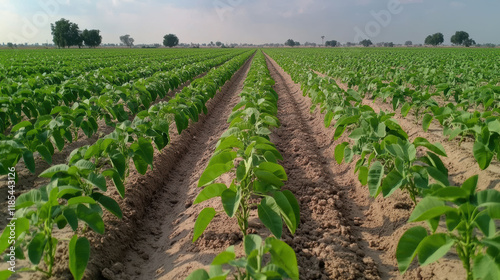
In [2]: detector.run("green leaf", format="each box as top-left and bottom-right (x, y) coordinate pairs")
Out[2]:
(69, 235), (90, 280)
(334, 142), (349, 164)
(193, 208), (216, 242)
(11, 120), (32, 132)
(417, 233), (454, 266)
(76, 204), (105, 234)
(258, 162), (287, 180)
(0, 217), (29, 253)
(254, 170), (284, 188)
(109, 150), (127, 179)
(432, 187), (468, 200)
(244, 234), (262, 255)
(185, 269), (210, 280)
(409, 196), (449, 222)
(282, 190), (300, 229)
(461, 175), (478, 197)
(221, 189), (241, 218)
(266, 238), (299, 280)
(36, 144), (52, 164)
(358, 166), (369, 185)
(64, 208), (79, 231)
(273, 191), (298, 234)
(475, 214), (496, 238)
(194, 183), (227, 204)
(22, 150), (35, 173)
(28, 233), (46, 265)
(0, 270), (13, 280)
(67, 196), (97, 205)
(324, 111), (334, 127)
(258, 197), (283, 239)
(198, 163), (233, 187)
(367, 161), (384, 197)
(208, 151), (237, 166)
(414, 137), (447, 157)
(473, 141), (494, 170)
(473, 254), (500, 280)
(85, 172), (107, 192)
(426, 166), (449, 187)
(396, 226), (428, 273)
(39, 164), (69, 178)
(422, 114), (433, 132)
(94, 194), (123, 219)
(381, 169), (404, 197)
(215, 135), (243, 151)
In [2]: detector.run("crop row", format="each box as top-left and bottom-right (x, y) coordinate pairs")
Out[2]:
(0, 50), (255, 280)
(187, 51), (300, 280)
(265, 50), (500, 280)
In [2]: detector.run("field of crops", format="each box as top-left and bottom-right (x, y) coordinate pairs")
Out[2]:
(0, 47), (499, 280)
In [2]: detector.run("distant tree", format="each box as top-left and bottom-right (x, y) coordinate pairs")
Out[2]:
(163, 34), (179, 48)
(451, 31), (476, 47)
(285, 39), (296, 47)
(82, 29), (102, 48)
(120, 34), (134, 47)
(216, 41), (222, 47)
(424, 33), (444, 46)
(346, 42), (355, 47)
(51, 18), (82, 48)
(405, 40), (412, 46)
(325, 40), (337, 47)
(7, 42), (14, 48)
(383, 42), (394, 47)
(294, 41), (301, 46)
(360, 39), (373, 47)
(209, 41), (214, 46)
(321, 35), (325, 45)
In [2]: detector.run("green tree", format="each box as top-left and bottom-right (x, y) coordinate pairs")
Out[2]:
(451, 31), (476, 47)
(360, 39), (373, 47)
(424, 32), (444, 46)
(119, 34), (134, 47)
(82, 29), (102, 48)
(7, 42), (14, 49)
(285, 39), (296, 47)
(325, 40), (337, 47)
(215, 41), (222, 47)
(405, 40), (412, 46)
(163, 34), (179, 48)
(51, 18), (82, 48)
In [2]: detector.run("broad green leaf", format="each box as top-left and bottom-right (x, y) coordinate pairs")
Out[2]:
(254, 170), (284, 188)
(334, 142), (349, 164)
(198, 163), (233, 187)
(473, 254), (500, 280)
(273, 191), (297, 234)
(414, 137), (447, 157)
(417, 234), (454, 266)
(381, 169), (404, 197)
(22, 150), (35, 173)
(258, 197), (283, 239)
(409, 196), (449, 222)
(432, 187), (468, 200)
(0, 270), (13, 280)
(475, 214), (496, 238)
(258, 162), (287, 180)
(94, 194), (123, 219)
(396, 226), (428, 273)
(221, 189), (241, 218)
(28, 233), (46, 265)
(85, 172), (107, 191)
(67, 196), (97, 206)
(39, 164), (69, 178)
(426, 166), (449, 187)
(194, 183), (227, 204)
(367, 161), (384, 197)
(212, 250), (236, 266)
(208, 151), (237, 166)
(473, 141), (493, 170)
(69, 235), (90, 280)
(422, 114), (433, 132)
(358, 166), (368, 185)
(109, 151), (127, 179)
(461, 175), (478, 197)
(0, 217), (29, 253)
(282, 190), (300, 229)
(11, 120), (32, 132)
(185, 269), (210, 280)
(266, 238), (299, 280)
(193, 207), (216, 242)
(76, 204), (105, 234)
(244, 234), (262, 255)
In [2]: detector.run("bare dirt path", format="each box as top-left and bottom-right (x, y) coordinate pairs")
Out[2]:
(88, 54), (255, 280)
(264, 53), (468, 280)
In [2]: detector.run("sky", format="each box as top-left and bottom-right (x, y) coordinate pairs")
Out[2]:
(1, 0), (499, 45)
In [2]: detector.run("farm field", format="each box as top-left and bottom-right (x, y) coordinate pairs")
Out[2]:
(1, 47), (500, 280)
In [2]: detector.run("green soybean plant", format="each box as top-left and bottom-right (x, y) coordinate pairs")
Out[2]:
(186, 234), (299, 280)
(396, 175), (500, 280)
(193, 53), (299, 241)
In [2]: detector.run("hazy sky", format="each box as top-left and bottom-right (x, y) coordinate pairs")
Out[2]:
(1, 0), (499, 45)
